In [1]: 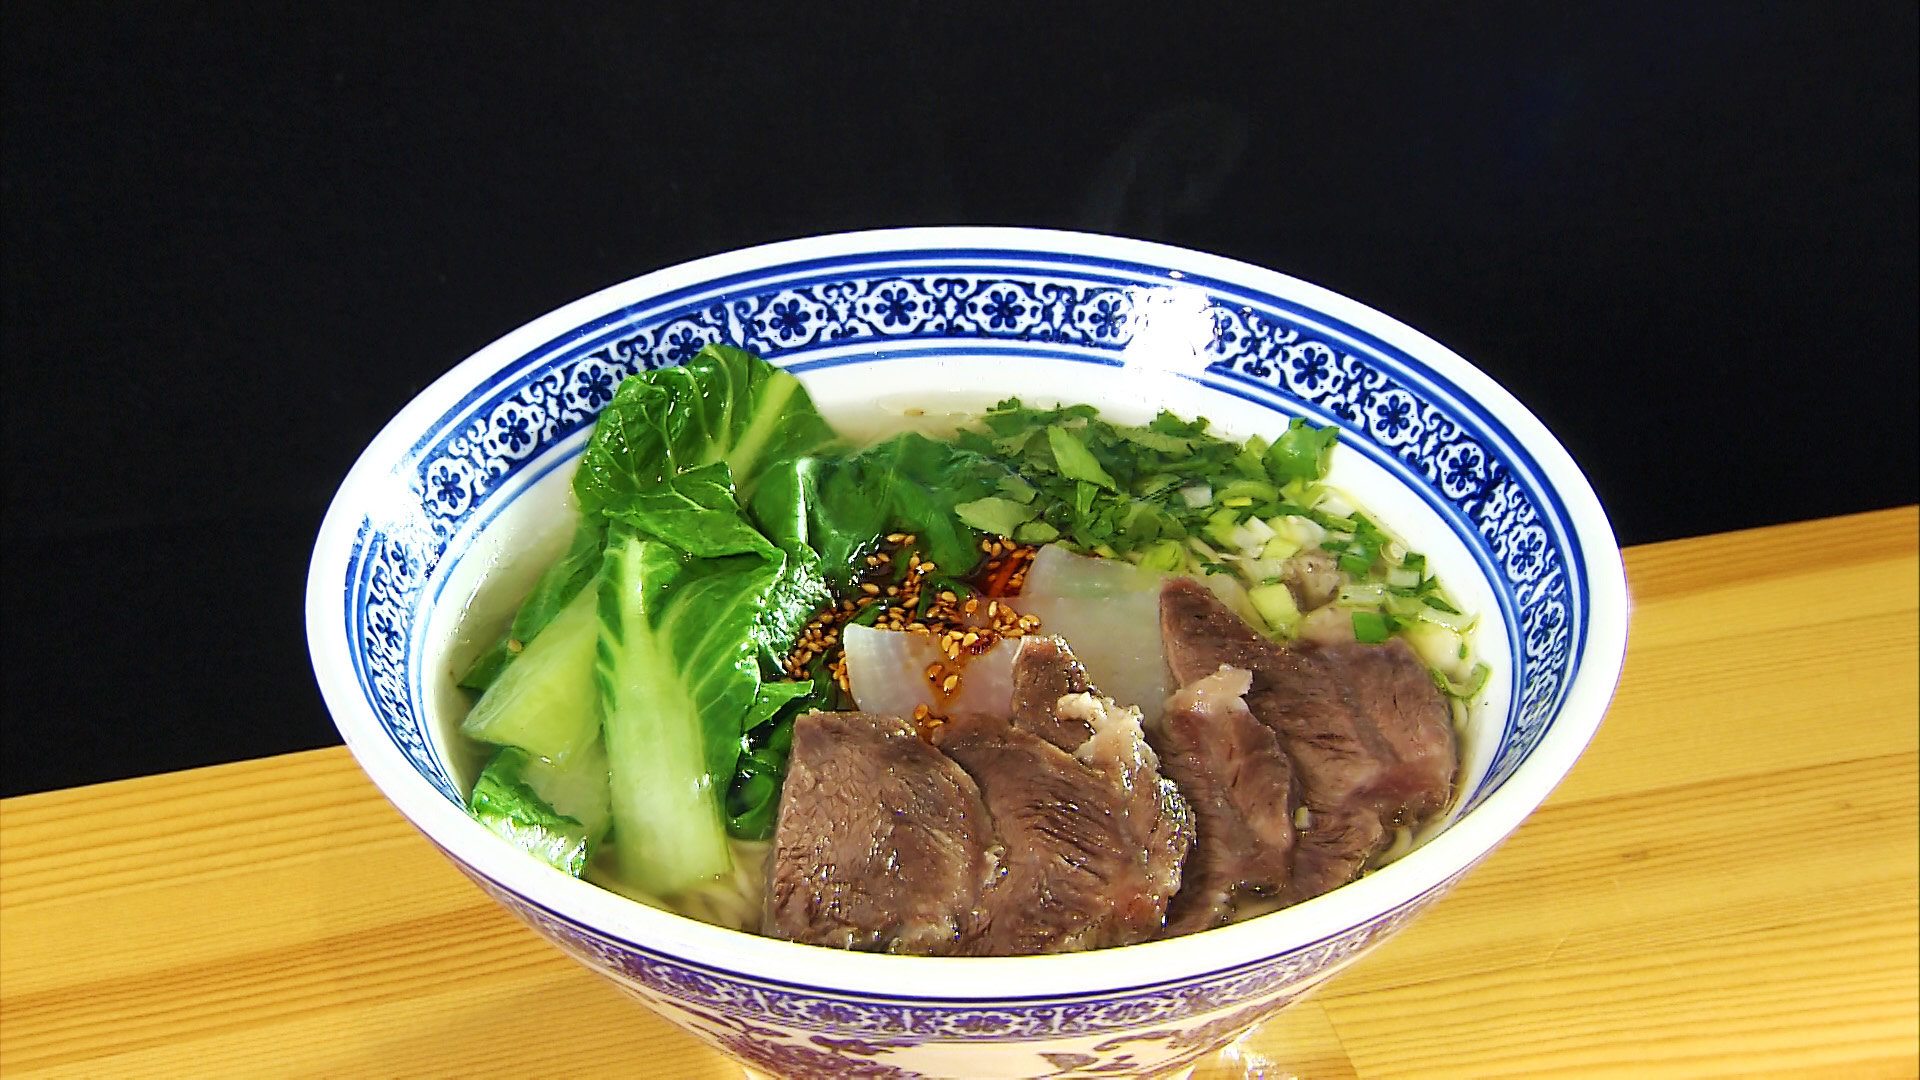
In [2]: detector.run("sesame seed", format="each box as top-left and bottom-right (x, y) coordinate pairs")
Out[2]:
(860, 583), (881, 595)
(941, 674), (959, 694)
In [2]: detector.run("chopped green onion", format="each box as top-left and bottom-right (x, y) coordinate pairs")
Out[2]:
(1248, 582), (1301, 635)
(1266, 417), (1340, 482)
(1338, 582), (1390, 607)
(1338, 551), (1374, 577)
(1219, 478), (1280, 503)
(1351, 610), (1392, 643)
(1387, 566), (1423, 588)
(1138, 539), (1188, 571)
(1431, 662), (1491, 699)
(1309, 507), (1357, 533)
(1261, 534), (1303, 561)
(1205, 507), (1244, 549)
(1383, 592), (1479, 632)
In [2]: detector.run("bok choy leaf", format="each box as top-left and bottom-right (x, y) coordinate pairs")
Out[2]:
(575, 343), (839, 515)
(594, 524), (783, 894)
(458, 516), (606, 691)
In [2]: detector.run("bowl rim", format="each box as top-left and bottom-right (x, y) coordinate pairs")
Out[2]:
(307, 225), (1628, 1002)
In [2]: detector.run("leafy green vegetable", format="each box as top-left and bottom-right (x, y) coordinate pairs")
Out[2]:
(462, 345), (848, 894)
(595, 525), (772, 894)
(459, 582), (604, 763)
(1045, 426), (1119, 490)
(574, 344), (839, 516)
(952, 495), (1039, 536)
(1113, 424), (1194, 454)
(783, 432), (1016, 582)
(600, 462), (778, 559)
(744, 679), (816, 733)
(946, 399), (1341, 570)
(468, 745), (609, 877)
(743, 455), (826, 558)
(748, 551), (833, 673)
(727, 709), (801, 840)
(1014, 520), (1060, 544)
(996, 472), (1039, 504)
(724, 668), (844, 841)
(748, 393), (1320, 580)
(459, 517), (607, 691)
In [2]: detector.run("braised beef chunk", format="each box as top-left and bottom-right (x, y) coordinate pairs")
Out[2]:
(769, 577), (1463, 955)
(1159, 577), (1456, 828)
(767, 711), (997, 954)
(1058, 690), (1195, 932)
(1249, 641), (1454, 826)
(934, 701), (1191, 955)
(1246, 646), (1397, 815)
(1160, 576), (1277, 673)
(1157, 577), (1459, 921)
(1008, 635), (1095, 752)
(1308, 640), (1455, 825)
(1286, 805), (1388, 903)
(1151, 666), (1297, 936)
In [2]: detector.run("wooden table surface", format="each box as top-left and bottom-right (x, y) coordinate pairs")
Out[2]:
(3, 507), (1915, 1079)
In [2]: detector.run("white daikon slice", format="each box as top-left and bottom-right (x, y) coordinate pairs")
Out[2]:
(1010, 545), (1172, 722)
(842, 624), (1022, 720)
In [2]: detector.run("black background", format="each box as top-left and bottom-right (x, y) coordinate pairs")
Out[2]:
(3, 3), (1914, 797)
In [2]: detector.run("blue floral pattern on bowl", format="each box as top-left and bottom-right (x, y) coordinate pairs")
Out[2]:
(447, 855), (1467, 1079)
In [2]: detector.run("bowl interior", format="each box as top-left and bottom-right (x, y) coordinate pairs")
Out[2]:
(312, 227), (1621, 997)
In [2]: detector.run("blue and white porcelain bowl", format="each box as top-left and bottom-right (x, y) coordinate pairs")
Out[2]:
(307, 227), (1627, 1080)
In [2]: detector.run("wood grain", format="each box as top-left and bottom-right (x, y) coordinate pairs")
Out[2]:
(3, 507), (1915, 1079)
